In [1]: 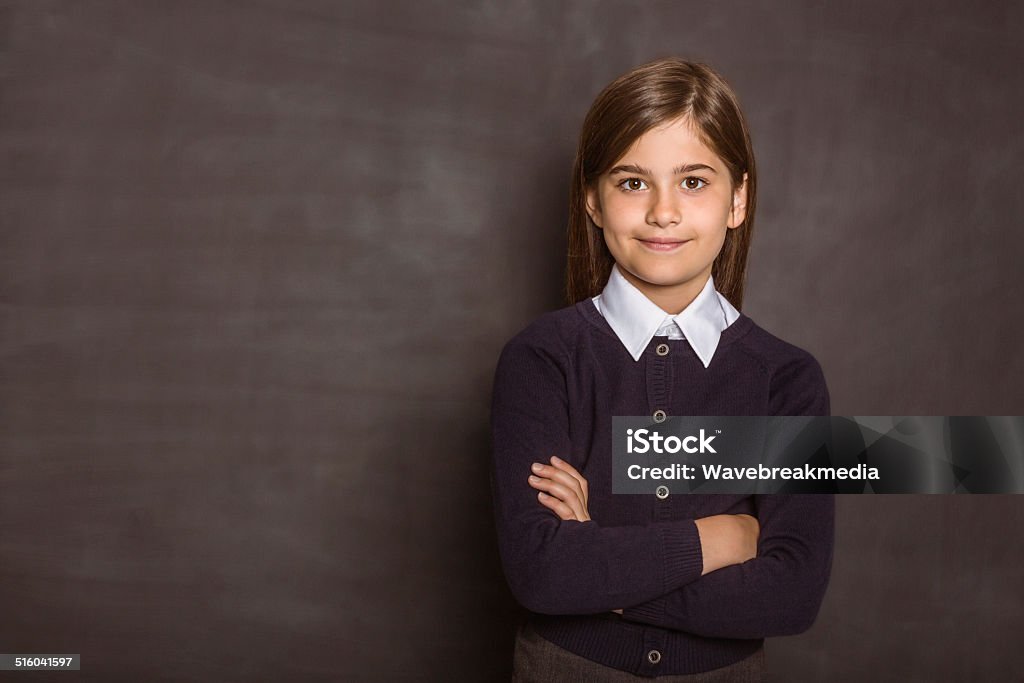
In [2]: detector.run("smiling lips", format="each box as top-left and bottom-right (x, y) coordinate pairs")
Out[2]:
(637, 237), (690, 252)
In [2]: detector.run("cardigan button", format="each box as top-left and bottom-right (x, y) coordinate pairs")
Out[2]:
(652, 410), (666, 423)
(656, 343), (669, 356)
(647, 649), (662, 664)
(655, 485), (669, 499)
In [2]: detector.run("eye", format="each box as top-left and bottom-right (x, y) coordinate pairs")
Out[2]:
(617, 177), (648, 192)
(682, 177), (708, 191)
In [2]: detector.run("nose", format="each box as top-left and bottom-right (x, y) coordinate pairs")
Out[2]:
(646, 188), (681, 228)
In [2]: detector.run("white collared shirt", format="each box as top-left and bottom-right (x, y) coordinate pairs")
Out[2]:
(591, 264), (740, 368)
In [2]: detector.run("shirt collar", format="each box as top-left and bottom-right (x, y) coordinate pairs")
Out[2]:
(592, 263), (740, 367)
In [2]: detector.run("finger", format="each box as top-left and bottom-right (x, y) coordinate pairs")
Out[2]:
(528, 475), (584, 514)
(532, 463), (587, 509)
(550, 456), (589, 506)
(529, 462), (590, 521)
(528, 476), (587, 522)
(537, 491), (578, 521)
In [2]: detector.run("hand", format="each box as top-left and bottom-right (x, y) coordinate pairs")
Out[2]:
(694, 513), (761, 576)
(733, 513), (760, 563)
(527, 456), (590, 522)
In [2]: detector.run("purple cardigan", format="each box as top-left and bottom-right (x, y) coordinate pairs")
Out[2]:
(489, 298), (835, 676)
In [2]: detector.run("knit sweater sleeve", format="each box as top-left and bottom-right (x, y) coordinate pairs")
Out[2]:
(490, 335), (704, 615)
(620, 352), (836, 638)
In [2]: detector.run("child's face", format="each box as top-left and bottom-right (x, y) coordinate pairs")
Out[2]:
(586, 116), (747, 313)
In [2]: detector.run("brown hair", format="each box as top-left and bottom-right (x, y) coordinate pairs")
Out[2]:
(565, 58), (758, 309)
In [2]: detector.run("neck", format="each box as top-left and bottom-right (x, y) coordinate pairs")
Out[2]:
(618, 267), (711, 315)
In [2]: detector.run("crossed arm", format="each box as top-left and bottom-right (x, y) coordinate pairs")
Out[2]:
(529, 456), (761, 585)
(527, 458), (834, 638)
(491, 338), (834, 637)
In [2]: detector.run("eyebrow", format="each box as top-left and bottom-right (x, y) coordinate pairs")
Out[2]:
(607, 163), (718, 176)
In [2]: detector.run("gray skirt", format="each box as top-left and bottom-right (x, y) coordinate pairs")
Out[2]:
(511, 622), (765, 682)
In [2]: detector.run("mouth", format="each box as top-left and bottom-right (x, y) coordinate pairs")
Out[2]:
(636, 237), (691, 252)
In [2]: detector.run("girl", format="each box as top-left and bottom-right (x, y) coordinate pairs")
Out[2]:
(490, 58), (834, 681)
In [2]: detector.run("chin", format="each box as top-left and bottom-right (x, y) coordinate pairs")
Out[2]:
(631, 265), (695, 287)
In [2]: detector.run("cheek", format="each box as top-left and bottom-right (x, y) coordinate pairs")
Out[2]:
(694, 196), (734, 230)
(599, 192), (634, 220)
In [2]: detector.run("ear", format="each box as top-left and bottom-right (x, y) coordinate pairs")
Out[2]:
(585, 186), (603, 229)
(727, 172), (748, 229)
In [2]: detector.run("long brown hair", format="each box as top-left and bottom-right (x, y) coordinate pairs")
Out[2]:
(566, 58), (758, 309)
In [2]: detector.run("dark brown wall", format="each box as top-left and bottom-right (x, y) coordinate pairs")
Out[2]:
(2, 2), (1022, 681)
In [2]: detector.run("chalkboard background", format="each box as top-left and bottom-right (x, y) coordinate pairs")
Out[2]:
(2, 1), (1022, 681)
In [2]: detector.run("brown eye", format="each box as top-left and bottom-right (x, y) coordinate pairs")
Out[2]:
(682, 177), (708, 190)
(619, 178), (647, 191)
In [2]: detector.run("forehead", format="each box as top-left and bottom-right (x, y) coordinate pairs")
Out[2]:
(617, 116), (721, 167)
